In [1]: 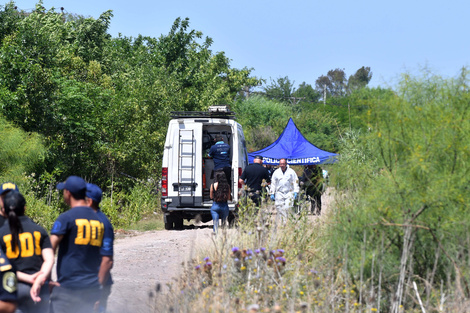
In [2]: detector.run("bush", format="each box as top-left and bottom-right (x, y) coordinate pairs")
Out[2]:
(326, 68), (470, 309)
(100, 182), (160, 229)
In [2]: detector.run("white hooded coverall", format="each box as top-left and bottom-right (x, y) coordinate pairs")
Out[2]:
(270, 165), (299, 221)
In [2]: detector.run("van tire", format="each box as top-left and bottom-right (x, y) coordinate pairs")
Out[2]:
(174, 217), (184, 230)
(164, 215), (174, 230)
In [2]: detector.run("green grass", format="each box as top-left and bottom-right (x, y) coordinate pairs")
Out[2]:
(127, 212), (165, 231)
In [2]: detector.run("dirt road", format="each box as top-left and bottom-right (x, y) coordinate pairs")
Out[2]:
(106, 225), (214, 313)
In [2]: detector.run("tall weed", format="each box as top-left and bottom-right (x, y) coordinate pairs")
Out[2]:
(100, 182), (160, 229)
(325, 69), (470, 310)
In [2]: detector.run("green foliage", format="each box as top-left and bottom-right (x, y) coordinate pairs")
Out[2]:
(315, 68), (348, 97)
(232, 96), (292, 151)
(327, 68), (470, 305)
(0, 2), (22, 44)
(347, 66), (373, 92)
(292, 82), (320, 104)
(0, 114), (45, 181)
(294, 108), (342, 153)
(99, 182), (160, 229)
(315, 67), (373, 98)
(0, 5), (259, 190)
(23, 190), (61, 231)
(263, 76), (295, 100)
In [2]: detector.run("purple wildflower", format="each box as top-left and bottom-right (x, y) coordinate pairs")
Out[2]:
(232, 247), (239, 253)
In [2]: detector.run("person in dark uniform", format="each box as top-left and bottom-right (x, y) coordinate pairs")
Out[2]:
(0, 249), (17, 313)
(0, 191), (53, 313)
(265, 165), (275, 181)
(208, 135), (231, 184)
(49, 176), (104, 313)
(0, 183), (19, 228)
(239, 156), (271, 206)
(299, 164), (324, 214)
(86, 183), (114, 313)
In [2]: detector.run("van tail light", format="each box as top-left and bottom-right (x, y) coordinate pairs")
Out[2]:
(202, 160), (206, 189)
(162, 167), (168, 197)
(238, 167), (242, 188)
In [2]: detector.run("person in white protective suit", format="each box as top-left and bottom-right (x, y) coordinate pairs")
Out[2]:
(270, 158), (299, 223)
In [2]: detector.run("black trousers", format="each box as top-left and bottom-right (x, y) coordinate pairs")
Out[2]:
(212, 167), (232, 185)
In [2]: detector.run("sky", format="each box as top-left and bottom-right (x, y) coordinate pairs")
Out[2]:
(14, 0), (470, 89)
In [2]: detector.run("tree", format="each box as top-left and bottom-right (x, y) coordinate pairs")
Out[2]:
(315, 68), (347, 97)
(0, 4), (115, 182)
(292, 82), (320, 103)
(316, 67), (373, 98)
(101, 18), (261, 181)
(0, 2), (22, 45)
(348, 66), (372, 91)
(0, 5), (260, 187)
(263, 76), (295, 100)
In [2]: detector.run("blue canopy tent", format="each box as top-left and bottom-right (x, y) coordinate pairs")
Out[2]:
(248, 118), (338, 165)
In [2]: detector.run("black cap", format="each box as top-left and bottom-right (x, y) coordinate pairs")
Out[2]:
(254, 155), (263, 160)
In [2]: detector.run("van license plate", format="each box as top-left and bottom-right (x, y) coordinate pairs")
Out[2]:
(180, 186), (192, 192)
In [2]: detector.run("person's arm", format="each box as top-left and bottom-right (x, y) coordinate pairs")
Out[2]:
(16, 272), (38, 284)
(270, 171), (277, 195)
(0, 301), (16, 313)
(98, 256), (113, 286)
(263, 168), (271, 185)
(210, 184), (214, 200)
(50, 234), (63, 253)
(293, 171), (300, 193)
(30, 247), (54, 302)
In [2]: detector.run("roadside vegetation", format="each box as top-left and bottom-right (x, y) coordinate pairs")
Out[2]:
(150, 72), (470, 312)
(2, 2), (470, 312)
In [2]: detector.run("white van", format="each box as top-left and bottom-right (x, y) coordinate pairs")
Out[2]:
(160, 106), (249, 230)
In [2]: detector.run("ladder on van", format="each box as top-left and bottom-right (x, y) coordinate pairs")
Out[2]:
(177, 129), (197, 205)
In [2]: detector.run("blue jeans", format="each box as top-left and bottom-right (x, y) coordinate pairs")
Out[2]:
(211, 201), (229, 232)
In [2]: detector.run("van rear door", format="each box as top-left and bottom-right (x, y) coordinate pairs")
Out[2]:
(170, 122), (203, 206)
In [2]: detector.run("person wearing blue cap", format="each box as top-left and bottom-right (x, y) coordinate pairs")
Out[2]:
(0, 183), (19, 228)
(86, 183), (114, 313)
(0, 191), (53, 313)
(49, 176), (104, 313)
